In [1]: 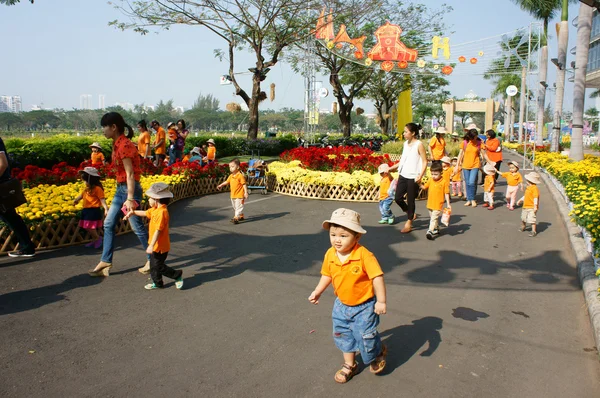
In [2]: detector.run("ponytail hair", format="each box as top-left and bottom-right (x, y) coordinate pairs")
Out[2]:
(405, 122), (422, 138)
(100, 112), (133, 139)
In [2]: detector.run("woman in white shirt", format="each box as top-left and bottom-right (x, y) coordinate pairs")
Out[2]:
(389, 123), (428, 233)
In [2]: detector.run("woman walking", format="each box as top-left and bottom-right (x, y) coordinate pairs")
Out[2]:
(455, 129), (492, 207)
(389, 123), (428, 233)
(484, 130), (503, 181)
(89, 112), (149, 277)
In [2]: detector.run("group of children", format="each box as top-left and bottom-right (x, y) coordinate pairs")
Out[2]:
(378, 156), (542, 239)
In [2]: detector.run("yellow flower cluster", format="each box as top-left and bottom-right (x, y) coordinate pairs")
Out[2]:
(502, 142), (520, 150)
(535, 152), (600, 184)
(16, 175), (183, 223)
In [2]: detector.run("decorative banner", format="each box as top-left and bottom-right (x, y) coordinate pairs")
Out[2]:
(431, 36), (451, 59)
(368, 22), (418, 62)
(396, 89), (413, 137)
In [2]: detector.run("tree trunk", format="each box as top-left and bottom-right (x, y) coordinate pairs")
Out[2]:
(518, 66), (527, 144)
(571, 3), (593, 161)
(338, 100), (353, 136)
(247, 74), (262, 140)
(551, 16), (569, 152)
(536, 24), (549, 146)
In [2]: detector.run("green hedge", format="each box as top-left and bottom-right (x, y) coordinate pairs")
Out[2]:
(4, 134), (297, 169)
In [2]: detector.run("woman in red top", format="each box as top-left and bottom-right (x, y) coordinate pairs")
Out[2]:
(484, 130), (503, 181)
(89, 112), (150, 277)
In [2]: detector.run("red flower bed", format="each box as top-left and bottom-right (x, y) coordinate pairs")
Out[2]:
(280, 146), (391, 173)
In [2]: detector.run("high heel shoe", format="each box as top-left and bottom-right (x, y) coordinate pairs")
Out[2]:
(88, 262), (112, 277)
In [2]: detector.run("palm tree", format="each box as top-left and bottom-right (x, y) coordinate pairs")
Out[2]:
(551, 0), (571, 152)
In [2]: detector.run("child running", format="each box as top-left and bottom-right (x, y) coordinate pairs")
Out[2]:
(420, 162), (451, 240)
(89, 142), (106, 166)
(308, 208), (388, 383)
(482, 164), (497, 210)
(124, 182), (184, 290)
(498, 160), (523, 210)
(377, 164), (394, 225)
(74, 167), (108, 249)
(450, 157), (462, 198)
(517, 172), (541, 237)
(217, 158), (248, 224)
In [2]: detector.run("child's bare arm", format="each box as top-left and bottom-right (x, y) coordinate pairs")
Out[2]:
(146, 230), (160, 254)
(373, 276), (387, 315)
(445, 193), (451, 209)
(73, 194), (83, 205)
(217, 181), (230, 190)
(124, 209), (146, 220)
(308, 275), (332, 305)
(243, 183), (249, 199)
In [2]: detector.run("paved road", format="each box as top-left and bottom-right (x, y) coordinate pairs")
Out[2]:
(1, 157), (599, 397)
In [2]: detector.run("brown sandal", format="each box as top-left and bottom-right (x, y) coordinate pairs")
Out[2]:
(370, 345), (388, 374)
(334, 362), (358, 383)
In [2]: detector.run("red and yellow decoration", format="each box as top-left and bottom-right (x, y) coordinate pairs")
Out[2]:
(367, 21), (418, 62)
(470, 57), (478, 64)
(441, 65), (454, 75)
(397, 61), (408, 69)
(458, 56), (466, 63)
(381, 60), (394, 72)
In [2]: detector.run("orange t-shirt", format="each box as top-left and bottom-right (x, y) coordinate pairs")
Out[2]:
(484, 174), (495, 193)
(523, 184), (540, 209)
(451, 166), (462, 182)
(227, 171), (246, 199)
(138, 131), (151, 158)
(428, 136), (446, 161)
(485, 138), (503, 163)
(423, 177), (449, 211)
(82, 186), (105, 208)
(501, 171), (523, 186)
(182, 154), (190, 163)
(146, 204), (170, 253)
(462, 140), (481, 170)
(379, 175), (392, 200)
(442, 168), (452, 185)
(207, 146), (216, 161)
(91, 152), (105, 164)
(112, 134), (141, 183)
(320, 244), (383, 306)
(154, 127), (166, 155)
(167, 128), (177, 142)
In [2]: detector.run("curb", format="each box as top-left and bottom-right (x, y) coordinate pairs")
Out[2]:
(508, 149), (600, 350)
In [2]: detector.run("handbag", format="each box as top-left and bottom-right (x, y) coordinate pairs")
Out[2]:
(0, 178), (27, 212)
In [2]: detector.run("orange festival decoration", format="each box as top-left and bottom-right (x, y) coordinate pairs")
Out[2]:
(470, 58), (478, 64)
(381, 61), (394, 72)
(397, 60), (408, 69)
(441, 65), (453, 75)
(458, 56), (466, 63)
(367, 21), (418, 62)
(315, 8), (335, 41)
(332, 24), (366, 56)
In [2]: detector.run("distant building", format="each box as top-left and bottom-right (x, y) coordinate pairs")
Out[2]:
(115, 102), (134, 111)
(587, 10), (600, 87)
(80, 94), (92, 110)
(144, 105), (155, 112)
(175, 106), (184, 114)
(0, 95), (22, 113)
(98, 95), (105, 110)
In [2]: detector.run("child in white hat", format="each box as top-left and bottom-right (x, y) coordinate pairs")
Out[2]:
(377, 163), (395, 225)
(124, 182), (183, 290)
(440, 156), (452, 185)
(203, 139), (216, 164)
(309, 208), (388, 383)
(89, 142), (106, 166)
(498, 160), (523, 210)
(517, 172), (541, 237)
(74, 167), (108, 249)
(482, 164), (497, 210)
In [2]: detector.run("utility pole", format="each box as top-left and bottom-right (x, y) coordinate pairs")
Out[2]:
(518, 66), (527, 143)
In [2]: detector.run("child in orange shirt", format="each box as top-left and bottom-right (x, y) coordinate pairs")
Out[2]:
(74, 167), (109, 249)
(89, 142), (106, 165)
(420, 162), (451, 240)
(308, 208), (388, 383)
(482, 164), (497, 210)
(204, 139), (217, 164)
(217, 158), (248, 224)
(441, 156), (452, 185)
(124, 182), (183, 290)
(377, 164), (394, 225)
(498, 160), (523, 210)
(450, 157), (462, 197)
(517, 172), (541, 237)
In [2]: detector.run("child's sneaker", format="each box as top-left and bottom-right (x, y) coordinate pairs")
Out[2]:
(144, 282), (161, 290)
(529, 231), (537, 237)
(378, 218), (388, 224)
(432, 229), (439, 236)
(238, 214), (245, 221)
(387, 217), (394, 225)
(426, 230), (434, 240)
(175, 273), (184, 290)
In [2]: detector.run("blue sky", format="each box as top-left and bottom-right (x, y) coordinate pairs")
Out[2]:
(0, 0), (587, 113)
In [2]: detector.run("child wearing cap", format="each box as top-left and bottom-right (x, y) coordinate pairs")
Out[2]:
(217, 158), (248, 224)
(482, 164), (497, 210)
(498, 161), (523, 210)
(377, 164), (394, 225)
(441, 156), (452, 185)
(89, 143), (106, 166)
(420, 162), (451, 240)
(124, 182), (183, 290)
(517, 172), (541, 237)
(309, 208), (388, 383)
(182, 149), (191, 163)
(74, 167), (109, 249)
(450, 157), (462, 197)
(204, 139), (216, 164)
(189, 147), (204, 164)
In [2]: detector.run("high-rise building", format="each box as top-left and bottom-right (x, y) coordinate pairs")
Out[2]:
(98, 95), (105, 110)
(11, 96), (22, 113)
(586, 10), (600, 88)
(80, 94), (92, 110)
(0, 95), (22, 113)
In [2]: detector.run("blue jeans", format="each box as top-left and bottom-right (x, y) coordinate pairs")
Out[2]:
(332, 297), (382, 364)
(101, 182), (149, 263)
(379, 197), (394, 219)
(462, 168), (479, 201)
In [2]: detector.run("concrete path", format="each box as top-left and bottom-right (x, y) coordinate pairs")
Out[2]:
(1, 157), (599, 397)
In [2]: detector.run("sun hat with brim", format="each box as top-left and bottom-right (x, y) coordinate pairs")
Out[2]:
(483, 164), (496, 175)
(145, 182), (174, 199)
(89, 142), (102, 150)
(78, 167), (100, 177)
(507, 160), (520, 169)
(440, 156), (451, 164)
(207, 139), (216, 145)
(322, 208), (367, 235)
(434, 126), (448, 134)
(378, 164), (390, 174)
(190, 146), (201, 156)
(525, 172), (542, 185)
(451, 157), (458, 161)
(465, 123), (479, 131)
(167, 122), (175, 128)
(451, 132), (459, 137)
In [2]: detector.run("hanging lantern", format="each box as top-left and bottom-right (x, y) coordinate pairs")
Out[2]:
(332, 102), (338, 115)
(458, 56), (466, 63)
(270, 83), (276, 102)
(470, 58), (478, 64)
(397, 61), (408, 69)
(479, 51), (485, 56)
(226, 102), (242, 113)
(441, 65), (454, 75)
(381, 60), (394, 72)
(354, 51), (364, 59)
(365, 58), (373, 66)
(417, 59), (426, 68)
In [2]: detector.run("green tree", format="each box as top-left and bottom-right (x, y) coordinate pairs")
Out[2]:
(585, 107), (599, 132)
(0, 113), (23, 130)
(0, 0), (34, 5)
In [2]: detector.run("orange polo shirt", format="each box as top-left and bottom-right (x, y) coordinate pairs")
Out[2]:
(429, 136), (446, 160)
(523, 184), (540, 209)
(138, 131), (151, 157)
(320, 244), (383, 306)
(484, 174), (495, 193)
(423, 176), (449, 211)
(154, 127), (166, 155)
(379, 175), (392, 200)
(442, 167), (452, 185)
(91, 152), (105, 164)
(207, 146), (216, 161)
(485, 138), (503, 163)
(82, 186), (105, 208)
(146, 204), (170, 253)
(112, 134), (141, 183)
(167, 128), (177, 142)
(451, 166), (462, 182)
(227, 171), (246, 199)
(462, 140), (481, 170)
(501, 171), (523, 186)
